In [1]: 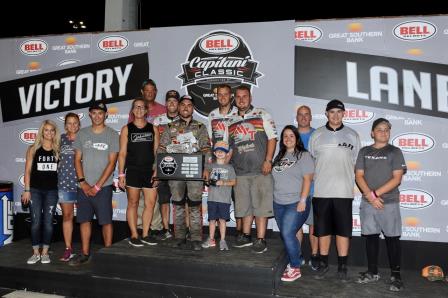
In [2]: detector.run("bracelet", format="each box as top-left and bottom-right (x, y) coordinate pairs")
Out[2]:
(23, 189), (30, 192)
(118, 173), (125, 177)
(373, 190), (379, 198)
(94, 184), (101, 191)
(370, 191), (378, 200)
(299, 197), (307, 203)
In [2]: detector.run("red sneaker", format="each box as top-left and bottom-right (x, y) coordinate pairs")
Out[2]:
(59, 248), (75, 262)
(281, 267), (302, 282)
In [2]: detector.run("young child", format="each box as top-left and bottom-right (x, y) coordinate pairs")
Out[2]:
(202, 141), (236, 250)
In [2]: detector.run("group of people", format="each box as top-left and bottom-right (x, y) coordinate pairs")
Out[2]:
(21, 79), (406, 291)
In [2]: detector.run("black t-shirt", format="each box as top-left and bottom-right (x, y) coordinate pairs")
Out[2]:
(30, 147), (58, 190)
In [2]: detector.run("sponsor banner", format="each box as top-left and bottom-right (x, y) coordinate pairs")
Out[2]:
(392, 132), (435, 153)
(400, 189), (434, 209)
(294, 46), (448, 119)
(393, 20), (437, 41)
(0, 53), (148, 123)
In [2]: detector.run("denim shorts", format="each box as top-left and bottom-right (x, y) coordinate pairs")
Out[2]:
(58, 191), (77, 203)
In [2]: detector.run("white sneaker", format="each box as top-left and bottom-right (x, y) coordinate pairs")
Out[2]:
(27, 254), (41, 264)
(41, 254), (51, 264)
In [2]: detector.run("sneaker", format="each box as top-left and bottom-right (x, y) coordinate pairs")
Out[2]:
(233, 234), (253, 248)
(156, 230), (173, 241)
(357, 271), (380, 284)
(309, 254), (320, 271)
(59, 248), (75, 262)
(128, 237), (144, 247)
(251, 238), (267, 254)
(219, 239), (229, 251)
(191, 240), (203, 251)
(389, 276), (403, 292)
(202, 237), (216, 248)
(68, 254), (91, 266)
(314, 265), (329, 280)
(141, 235), (158, 246)
(41, 254), (51, 264)
(27, 254), (41, 265)
(300, 255), (306, 266)
(337, 267), (349, 282)
(281, 267), (302, 282)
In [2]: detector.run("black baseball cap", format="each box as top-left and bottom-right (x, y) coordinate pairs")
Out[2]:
(326, 99), (345, 111)
(141, 79), (157, 90)
(371, 118), (391, 131)
(89, 101), (107, 113)
(179, 95), (194, 105)
(165, 90), (180, 101)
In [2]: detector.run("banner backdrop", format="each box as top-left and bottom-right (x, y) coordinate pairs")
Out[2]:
(0, 17), (447, 242)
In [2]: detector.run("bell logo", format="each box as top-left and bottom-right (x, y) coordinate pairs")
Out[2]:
(98, 36), (129, 53)
(400, 189), (434, 209)
(392, 133), (435, 153)
(343, 109), (374, 124)
(199, 33), (239, 54)
(19, 39), (48, 56)
(294, 25), (322, 42)
(393, 21), (437, 41)
(19, 128), (38, 145)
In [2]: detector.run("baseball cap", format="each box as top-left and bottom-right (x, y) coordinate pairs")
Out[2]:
(371, 118), (391, 131)
(141, 78), (157, 90)
(213, 141), (229, 153)
(165, 90), (180, 101)
(421, 265), (445, 281)
(326, 99), (345, 111)
(89, 101), (107, 113)
(179, 94), (194, 105)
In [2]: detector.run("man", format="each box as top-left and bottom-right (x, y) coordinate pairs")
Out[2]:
(295, 105), (319, 270)
(308, 99), (360, 280)
(70, 102), (119, 265)
(228, 85), (277, 254)
(129, 79), (166, 236)
(158, 95), (211, 251)
(153, 90), (180, 240)
(355, 118), (406, 292)
(206, 84), (240, 233)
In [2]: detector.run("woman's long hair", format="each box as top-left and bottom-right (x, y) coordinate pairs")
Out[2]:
(31, 120), (61, 160)
(273, 125), (306, 165)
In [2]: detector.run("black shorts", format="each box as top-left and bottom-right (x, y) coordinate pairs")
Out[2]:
(313, 197), (353, 237)
(157, 180), (171, 204)
(126, 168), (154, 189)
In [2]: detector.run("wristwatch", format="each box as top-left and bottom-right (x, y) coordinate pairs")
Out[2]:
(77, 177), (86, 183)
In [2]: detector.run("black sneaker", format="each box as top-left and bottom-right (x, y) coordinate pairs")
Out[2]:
(314, 265), (329, 280)
(233, 234), (253, 248)
(128, 237), (144, 247)
(357, 271), (380, 284)
(191, 240), (203, 251)
(337, 267), (349, 282)
(310, 254), (320, 271)
(185, 228), (191, 241)
(68, 254), (91, 266)
(389, 276), (403, 292)
(141, 235), (158, 246)
(251, 238), (267, 254)
(156, 229), (173, 241)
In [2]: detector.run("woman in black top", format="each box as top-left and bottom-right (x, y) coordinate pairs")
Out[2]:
(21, 120), (60, 264)
(118, 98), (159, 247)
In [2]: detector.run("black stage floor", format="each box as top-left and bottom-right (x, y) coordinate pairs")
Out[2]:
(0, 237), (447, 297)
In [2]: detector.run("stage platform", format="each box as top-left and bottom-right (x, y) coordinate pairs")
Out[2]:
(1, 237), (447, 297)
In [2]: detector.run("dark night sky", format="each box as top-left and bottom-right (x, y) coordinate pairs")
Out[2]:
(1, 0), (447, 38)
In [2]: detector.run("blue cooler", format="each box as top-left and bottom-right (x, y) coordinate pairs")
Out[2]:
(0, 180), (13, 246)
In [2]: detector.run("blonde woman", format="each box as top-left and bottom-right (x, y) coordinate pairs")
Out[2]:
(21, 120), (60, 264)
(57, 113), (80, 261)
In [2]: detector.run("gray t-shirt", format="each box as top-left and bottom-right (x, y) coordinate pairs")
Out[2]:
(355, 144), (407, 203)
(272, 151), (315, 205)
(73, 126), (119, 186)
(309, 124), (361, 199)
(207, 163), (236, 204)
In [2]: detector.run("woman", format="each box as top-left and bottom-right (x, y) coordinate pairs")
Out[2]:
(22, 120), (61, 264)
(272, 125), (314, 282)
(118, 98), (159, 247)
(57, 113), (80, 261)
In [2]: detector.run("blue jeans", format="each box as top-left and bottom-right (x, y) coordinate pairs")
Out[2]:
(29, 188), (58, 249)
(274, 199), (311, 268)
